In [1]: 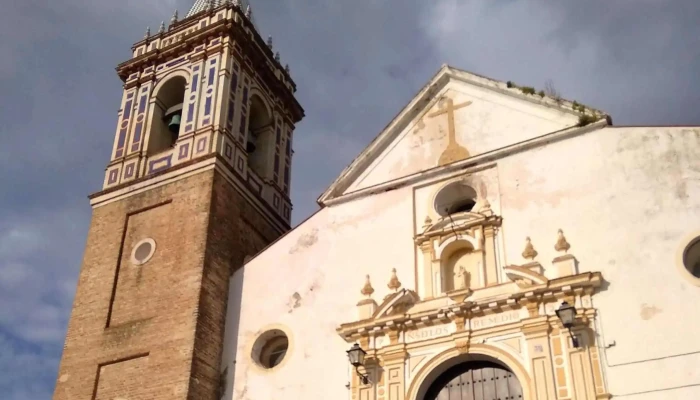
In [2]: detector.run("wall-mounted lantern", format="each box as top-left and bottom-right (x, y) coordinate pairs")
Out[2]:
(346, 343), (370, 384)
(555, 301), (580, 348)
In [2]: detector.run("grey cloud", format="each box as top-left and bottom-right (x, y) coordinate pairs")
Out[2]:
(1, 1), (699, 398)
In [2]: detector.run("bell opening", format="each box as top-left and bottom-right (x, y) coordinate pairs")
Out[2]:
(164, 103), (183, 145)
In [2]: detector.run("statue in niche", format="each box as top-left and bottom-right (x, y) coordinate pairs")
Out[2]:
(454, 266), (470, 290)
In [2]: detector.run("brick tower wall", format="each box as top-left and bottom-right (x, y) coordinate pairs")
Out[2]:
(53, 166), (280, 400)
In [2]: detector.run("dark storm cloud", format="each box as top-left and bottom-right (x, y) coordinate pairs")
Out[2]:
(0, 1), (698, 399)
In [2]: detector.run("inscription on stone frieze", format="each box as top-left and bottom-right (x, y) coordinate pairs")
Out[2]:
(405, 325), (455, 344)
(469, 310), (523, 330)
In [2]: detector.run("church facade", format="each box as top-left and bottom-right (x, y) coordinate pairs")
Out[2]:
(54, 1), (700, 400)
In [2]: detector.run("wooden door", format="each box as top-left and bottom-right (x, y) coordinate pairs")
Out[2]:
(425, 361), (523, 400)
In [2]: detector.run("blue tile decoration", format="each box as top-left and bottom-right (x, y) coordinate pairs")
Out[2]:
(196, 137), (207, 153)
(124, 162), (135, 178)
(108, 169), (118, 184)
(179, 143), (190, 160)
(148, 154), (172, 174)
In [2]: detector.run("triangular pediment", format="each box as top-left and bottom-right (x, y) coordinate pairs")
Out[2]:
(319, 65), (607, 205)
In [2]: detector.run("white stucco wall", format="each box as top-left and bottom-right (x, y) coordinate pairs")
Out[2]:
(222, 125), (700, 400)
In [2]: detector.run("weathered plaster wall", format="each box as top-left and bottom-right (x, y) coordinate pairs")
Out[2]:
(221, 186), (419, 399)
(222, 125), (700, 399)
(497, 126), (700, 398)
(346, 80), (579, 193)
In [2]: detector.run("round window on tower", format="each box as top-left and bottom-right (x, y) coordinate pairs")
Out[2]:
(251, 328), (291, 370)
(130, 238), (157, 266)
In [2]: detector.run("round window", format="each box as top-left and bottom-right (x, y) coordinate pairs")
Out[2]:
(683, 237), (700, 278)
(252, 329), (290, 370)
(434, 181), (478, 217)
(130, 238), (156, 266)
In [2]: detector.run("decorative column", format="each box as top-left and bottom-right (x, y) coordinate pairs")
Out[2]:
(521, 296), (557, 400)
(378, 350), (407, 400)
(483, 225), (499, 285)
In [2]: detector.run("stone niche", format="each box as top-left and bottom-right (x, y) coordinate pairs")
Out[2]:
(416, 177), (501, 299)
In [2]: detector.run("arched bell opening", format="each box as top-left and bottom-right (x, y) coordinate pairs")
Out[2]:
(416, 352), (524, 400)
(246, 94), (274, 178)
(148, 76), (186, 155)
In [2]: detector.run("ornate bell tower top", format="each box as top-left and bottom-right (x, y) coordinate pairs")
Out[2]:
(100, 0), (304, 227)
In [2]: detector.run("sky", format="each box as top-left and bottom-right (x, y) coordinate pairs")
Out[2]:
(0, 0), (699, 398)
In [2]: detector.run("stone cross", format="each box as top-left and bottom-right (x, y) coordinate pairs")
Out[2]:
(428, 97), (473, 165)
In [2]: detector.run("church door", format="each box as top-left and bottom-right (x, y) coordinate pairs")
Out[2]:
(424, 361), (523, 400)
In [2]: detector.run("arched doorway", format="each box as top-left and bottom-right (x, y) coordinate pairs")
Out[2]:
(424, 360), (523, 400)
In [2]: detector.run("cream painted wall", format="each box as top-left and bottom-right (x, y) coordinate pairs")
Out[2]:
(497, 126), (700, 398)
(222, 125), (700, 399)
(221, 185), (419, 399)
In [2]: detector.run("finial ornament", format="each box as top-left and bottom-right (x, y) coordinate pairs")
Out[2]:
(144, 26), (151, 39)
(267, 35), (273, 49)
(245, 5), (252, 18)
(284, 64), (290, 74)
(274, 51), (281, 62)
(554, 229), (571, 253)
(158, 21), (165, 34)
(361, 275), (374, 297)
(387, 268), (401, 291)
(522, 237), (538, 261)
(170, 10), (178, 26)
(233, 0), (240, 7)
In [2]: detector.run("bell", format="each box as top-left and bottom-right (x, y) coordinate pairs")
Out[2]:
(167, 113), (181, 134)
(246, 139), (256, 153)
(164, 103), (184, 136)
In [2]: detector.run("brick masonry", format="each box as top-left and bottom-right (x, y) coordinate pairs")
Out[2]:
(53, 167), (282, 399)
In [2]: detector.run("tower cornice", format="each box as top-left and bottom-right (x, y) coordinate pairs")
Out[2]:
(116, 4), (303, 123)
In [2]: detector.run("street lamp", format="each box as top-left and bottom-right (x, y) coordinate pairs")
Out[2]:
(555, 301), (580, 348)
(347, 343), (370, 384)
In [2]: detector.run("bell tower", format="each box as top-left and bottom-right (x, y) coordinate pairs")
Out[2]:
(53, 1), (303, 399)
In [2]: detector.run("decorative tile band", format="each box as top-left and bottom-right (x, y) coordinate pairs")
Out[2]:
(204, 97), (212, 116)
(248, 176), (262, 194)
(108, 169), (119, 184)
(187, 103), (195, 123)
(178, 143), (190, 160)
(166, 57), (186, 68)
(191, 74), (199, 92)
(196, 137), (208, 153)
(124, 162), (135, 178)
(274, 154), (280, 180)
(138, 95), (147, 114)
(148, 154), (172, 174)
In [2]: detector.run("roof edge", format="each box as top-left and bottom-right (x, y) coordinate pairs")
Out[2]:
(316, 64), (611, 206)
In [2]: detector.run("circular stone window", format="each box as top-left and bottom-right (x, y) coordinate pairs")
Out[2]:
(252, 329), (289, 369)
(130, 238), (156, 266)
(434, 181), (478, 217)
(682, 237), (700, 279)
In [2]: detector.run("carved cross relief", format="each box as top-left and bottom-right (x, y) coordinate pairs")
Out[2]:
(428, 97), (473, 166)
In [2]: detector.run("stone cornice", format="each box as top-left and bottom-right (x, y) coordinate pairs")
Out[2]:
(337, 271), (603, 341)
